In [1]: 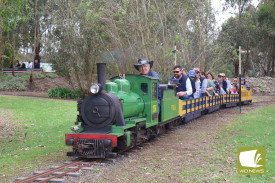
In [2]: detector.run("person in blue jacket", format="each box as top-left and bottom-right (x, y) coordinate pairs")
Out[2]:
(34, 59), (40, 69)
(241, 78), (250, 90)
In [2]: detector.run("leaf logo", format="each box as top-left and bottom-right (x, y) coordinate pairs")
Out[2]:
(239, 149), (263, 168)
(238, 147), (266, 174)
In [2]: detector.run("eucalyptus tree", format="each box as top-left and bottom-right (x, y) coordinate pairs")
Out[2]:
(0, 0), (31, 71)
(257, 0), (275, 76)
(44, 0), (112, 91)
(219, 1), (258, 77)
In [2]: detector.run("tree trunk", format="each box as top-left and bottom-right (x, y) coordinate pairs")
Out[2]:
(271, 43), (275, 76)
(12, 33), (15, 76)
(267, 56), (271, 76)
(271, 56), (275, 77)
(234, 62), (239, 77)
(0, 20), (3, 71)
(30, 0), (38, 83)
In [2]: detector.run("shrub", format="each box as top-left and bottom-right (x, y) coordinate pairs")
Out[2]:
(0, 76), (27, 90)
(0, 73), (14, 81)
(32, 72), (46, 79)
(48, 87), (82, 99)
(46, 73), (58, 78)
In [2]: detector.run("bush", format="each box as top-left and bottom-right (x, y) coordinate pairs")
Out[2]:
(0, 73), (14, 81)
(48, 87), (82, 99)
(32, 72), (46, 79)
(0, 76), (27, 90)
(46, 73), (58, 78)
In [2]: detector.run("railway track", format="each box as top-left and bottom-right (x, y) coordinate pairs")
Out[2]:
(14, 143), (145, 183)
(14, 159), (102, 183)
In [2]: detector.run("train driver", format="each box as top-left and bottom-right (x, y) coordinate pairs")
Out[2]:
(134, 58), (161, 111)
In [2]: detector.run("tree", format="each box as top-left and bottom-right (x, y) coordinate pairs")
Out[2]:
(219, 2), (258, 77)
(257, 0), (275, 76)
(0, 0), (31, 74)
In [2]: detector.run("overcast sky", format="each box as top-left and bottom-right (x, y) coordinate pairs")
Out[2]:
(211, 0), (260, 29)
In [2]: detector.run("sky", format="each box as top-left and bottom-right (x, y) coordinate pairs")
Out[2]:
(211, 0), (261, 29)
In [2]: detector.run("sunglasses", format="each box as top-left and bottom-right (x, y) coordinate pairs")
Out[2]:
(218, 76), (222, 77)
(196, 72), (200, 74)
(173, 71), (180, 73)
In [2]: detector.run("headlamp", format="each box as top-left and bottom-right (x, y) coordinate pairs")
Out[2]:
(90, 83), (102, 94)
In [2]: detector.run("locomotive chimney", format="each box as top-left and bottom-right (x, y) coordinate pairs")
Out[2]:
(97, 63), (106, 91)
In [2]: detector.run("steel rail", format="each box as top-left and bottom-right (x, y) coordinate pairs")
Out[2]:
(14, 160), (84, 183)
(38, 159), (103, 183)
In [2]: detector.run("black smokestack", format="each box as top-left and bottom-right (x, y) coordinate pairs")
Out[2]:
(97, 63), (106, 91)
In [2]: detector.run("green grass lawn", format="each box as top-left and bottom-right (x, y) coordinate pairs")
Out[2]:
(0, 96), (77, 181)
(219, 105), (275, 182)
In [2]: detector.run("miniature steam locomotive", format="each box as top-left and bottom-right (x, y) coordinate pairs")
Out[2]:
(65, 63), (252, 158)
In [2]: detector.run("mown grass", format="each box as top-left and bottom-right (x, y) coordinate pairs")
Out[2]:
(217, 105), (275, 182)
(178, 105), (275, 182)
(0, 96), (77, 181)
(226, 106), (275, 182)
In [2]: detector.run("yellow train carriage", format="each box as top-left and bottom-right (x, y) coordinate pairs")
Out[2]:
(241, 85), (252, 104)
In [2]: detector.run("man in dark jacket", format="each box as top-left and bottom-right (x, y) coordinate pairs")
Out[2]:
(20, 61), (26, 69)
(34, 60), (40, 69)
(169, 65), (192, 100)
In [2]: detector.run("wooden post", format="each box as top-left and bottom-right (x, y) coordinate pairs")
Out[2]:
(12, 33), (15, 76)
(174, 43), (177, 66)
(30, 0), (37, 83)
(239, 46), (242, 113)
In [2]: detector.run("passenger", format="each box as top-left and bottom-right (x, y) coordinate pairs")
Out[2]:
(222, 73), (231, 94)
(9, 61), (13, 68)
(134, 58), (161, 108)
(201, 72), (206, 78)
(27, 61), (32, 69)
(231, 86), (238, 94)
(20, 61), (26, 69)
(218, 73), (227, 94)
(241, 78), (250, 90)
(169, 65), (192, 100)
(15, 60), (21, 68)
(206, 72), (218, 96)
(34, 59), (40, 69)
(232, 77), (239, 93)
(193, 68), (207, 97)
(188, 70), (196, 97)
(188, 70), (200, 99)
